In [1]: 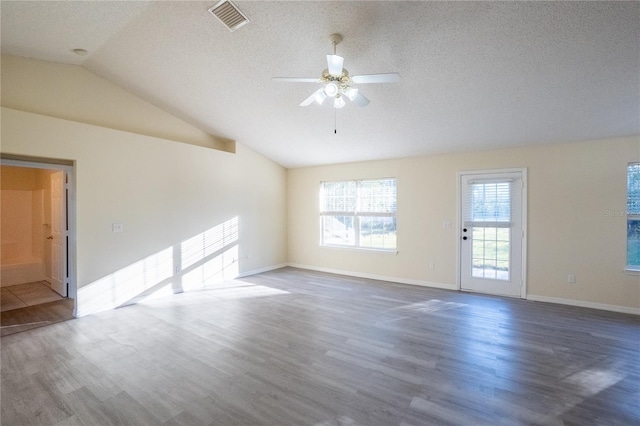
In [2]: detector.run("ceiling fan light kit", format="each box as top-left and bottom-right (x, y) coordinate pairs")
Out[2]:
(313, 89), (327, 105)
(324, 81), (340, 97)
(272, 33), (400, 109)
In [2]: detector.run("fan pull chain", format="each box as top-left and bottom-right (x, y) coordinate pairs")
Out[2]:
(334, 109), (337, 134)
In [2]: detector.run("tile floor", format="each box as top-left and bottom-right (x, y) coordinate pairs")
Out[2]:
(1, 281), (73, 337)
(0, 281), (64, 312)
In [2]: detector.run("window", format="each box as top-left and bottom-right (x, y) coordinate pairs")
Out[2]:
(628, 163), (640, 270)
(320, 178), (396, 250)
(468, 181), (512, 280)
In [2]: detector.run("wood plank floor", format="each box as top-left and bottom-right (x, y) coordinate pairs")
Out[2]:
(1, 267), (638, 425)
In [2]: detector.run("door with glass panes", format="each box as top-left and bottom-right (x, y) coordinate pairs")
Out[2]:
(460, 170), (525, 297)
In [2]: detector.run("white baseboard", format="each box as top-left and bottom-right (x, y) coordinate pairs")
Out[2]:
(237, 263), (288, 278)
(527, 294), (639, 315)
(287, 263), (457, 291)
(288, 264), (638, 315)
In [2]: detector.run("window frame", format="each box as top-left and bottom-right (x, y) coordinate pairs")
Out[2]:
(627, 162), (640, 272)
(319, 178), (397, 251)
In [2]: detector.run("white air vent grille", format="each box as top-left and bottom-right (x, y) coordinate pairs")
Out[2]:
(208, 0), (249, 32)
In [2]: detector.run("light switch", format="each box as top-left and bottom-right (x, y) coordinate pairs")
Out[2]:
(112, 223), (124, 233)
(443, 221), (451, 229)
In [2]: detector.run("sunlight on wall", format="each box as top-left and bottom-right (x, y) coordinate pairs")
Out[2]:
(77, 247), (173, 316)
(181, 217), (238, 269)
(77, 217), (242, 316)
(182, 245), (238, 291)
(181, 216), (239, 291)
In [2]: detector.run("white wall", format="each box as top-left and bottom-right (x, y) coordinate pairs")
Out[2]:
(288, 137), (640, 313)
(1, 57), (287, 316)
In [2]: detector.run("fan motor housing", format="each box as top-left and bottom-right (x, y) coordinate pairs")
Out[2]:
(321, 69), (351, 85)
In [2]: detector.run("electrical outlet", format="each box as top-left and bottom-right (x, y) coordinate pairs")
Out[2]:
(567, 274), (576, 284)
(428, 262), (435, 270)
(112, 223), (124, 233)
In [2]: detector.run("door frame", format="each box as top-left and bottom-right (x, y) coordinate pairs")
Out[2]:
(0, 156), (77, 316)
(456, 168), (527, 298)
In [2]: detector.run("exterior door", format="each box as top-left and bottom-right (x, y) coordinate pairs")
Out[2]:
(51, 171), (67, 297)
(460, 170), (526, 297)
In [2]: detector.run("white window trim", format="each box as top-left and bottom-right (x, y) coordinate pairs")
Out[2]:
(628, 163), (640, 271)
(320, 178), (397, 251)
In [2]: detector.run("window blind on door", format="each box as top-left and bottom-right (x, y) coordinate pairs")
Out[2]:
(464, 180), (516, 227)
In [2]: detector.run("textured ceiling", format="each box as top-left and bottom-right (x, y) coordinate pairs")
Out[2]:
(2, 1), (638, 168)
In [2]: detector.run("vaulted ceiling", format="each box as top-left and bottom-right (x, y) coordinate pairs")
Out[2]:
(2, 1), (638, 168)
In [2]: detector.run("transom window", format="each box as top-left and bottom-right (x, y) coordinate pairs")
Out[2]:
(628, 163), (640, 270)
(320, 178), (396, 250)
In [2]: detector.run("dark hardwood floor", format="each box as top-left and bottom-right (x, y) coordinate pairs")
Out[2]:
(1, 267), (638, 425)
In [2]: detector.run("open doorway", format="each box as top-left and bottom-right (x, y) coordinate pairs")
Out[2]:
(0, 157), (76, 336)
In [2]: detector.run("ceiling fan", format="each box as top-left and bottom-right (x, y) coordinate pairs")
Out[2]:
(272, 34), (401, 109)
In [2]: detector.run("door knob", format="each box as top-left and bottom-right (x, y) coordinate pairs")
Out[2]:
(463, 236), (468, 240)
(47, 236), (53, 240)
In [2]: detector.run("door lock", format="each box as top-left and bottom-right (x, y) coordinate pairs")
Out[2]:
(47, 236), (53, 240)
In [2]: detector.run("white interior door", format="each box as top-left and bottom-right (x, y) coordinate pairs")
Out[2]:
(50, 171), (67, 297)
(460, 170), (526, 297)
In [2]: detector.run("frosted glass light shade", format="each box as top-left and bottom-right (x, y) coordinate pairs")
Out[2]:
(324, 82), (339, 98)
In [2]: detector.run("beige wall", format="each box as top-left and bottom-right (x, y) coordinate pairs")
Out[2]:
(1, 108), (287, 315)
(1, 55), (232, 152)
(0, 166), (49, 264)
(288, 137), (640, 312)
(1, 165), (37, 190)
(1, 56), (287, 316)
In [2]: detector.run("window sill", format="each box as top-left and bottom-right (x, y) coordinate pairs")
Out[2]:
(320, 244), (398, 255)
(624, 268), (640, 275)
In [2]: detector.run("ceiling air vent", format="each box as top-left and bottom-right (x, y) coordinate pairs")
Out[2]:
(208, 0), (249, 32)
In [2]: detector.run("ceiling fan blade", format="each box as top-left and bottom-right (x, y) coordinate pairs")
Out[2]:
(352, 92), (370, 107)
(327, 55), (344, 76)
(272, 77), (319, 83)
(351, 73), (401, 84)
(300, 88), (327, 106)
